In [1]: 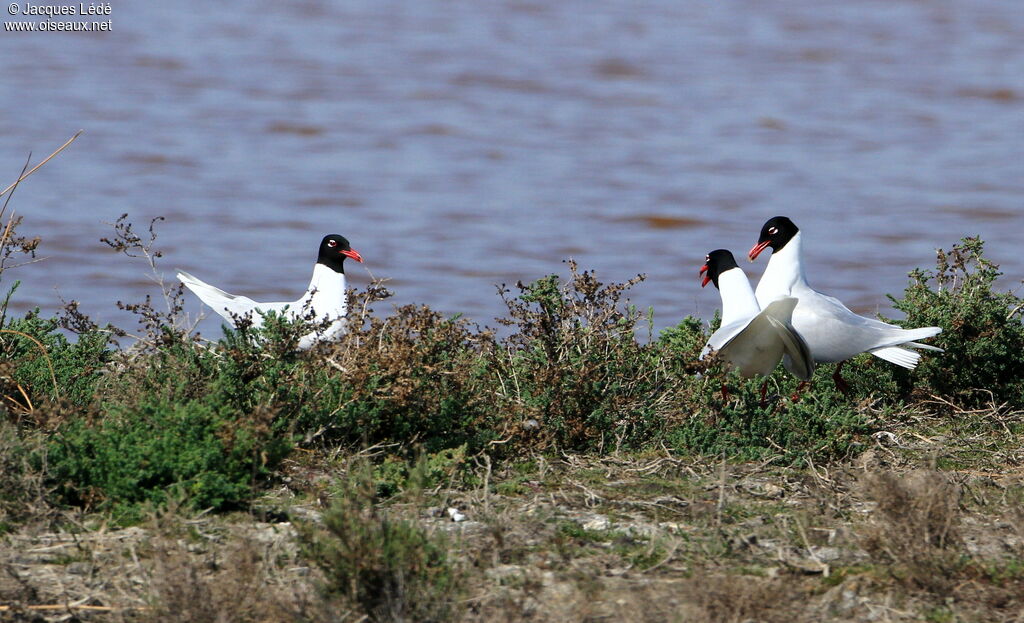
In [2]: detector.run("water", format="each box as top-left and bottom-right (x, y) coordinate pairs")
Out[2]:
(1, 1), (1021, 337)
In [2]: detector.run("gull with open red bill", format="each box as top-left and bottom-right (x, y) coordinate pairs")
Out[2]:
(177, 234), (363, 350)
(700, 249), (814, 394)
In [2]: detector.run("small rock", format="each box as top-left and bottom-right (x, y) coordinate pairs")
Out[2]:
(872, 431), (899, 446)
(582, 515), (611, 531)
(778, 547), (829, 575)
(288, 506), (323, 522)
(658, 521), (688, 533)
(652, 495), (689, 509)
(809, 546), (841, 563)
(486, 564), (525, 584)
(743, 481), (784, 498)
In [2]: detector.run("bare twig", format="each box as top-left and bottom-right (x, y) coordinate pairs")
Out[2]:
(0, 604), (149, 612)
(0, 130), (83, 203)
(0, 154), (32, 241)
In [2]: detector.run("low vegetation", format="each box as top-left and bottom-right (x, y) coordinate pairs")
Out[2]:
(1, 206), (1023, 621)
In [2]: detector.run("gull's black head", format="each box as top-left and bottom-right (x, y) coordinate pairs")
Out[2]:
(748, 216), (799, 261)
(317, 234), (363, 273)
(700, 249), (739, 289)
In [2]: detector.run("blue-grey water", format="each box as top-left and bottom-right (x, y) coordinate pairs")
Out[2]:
(0, 1), (1021, 337)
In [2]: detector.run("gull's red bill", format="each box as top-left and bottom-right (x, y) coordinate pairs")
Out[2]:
(748, 240), (771, 261)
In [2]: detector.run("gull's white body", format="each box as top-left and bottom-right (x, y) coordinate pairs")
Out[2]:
(754, 231), (941, 367)
(701, 267), (814, 380)
(177, 263), (348, 350)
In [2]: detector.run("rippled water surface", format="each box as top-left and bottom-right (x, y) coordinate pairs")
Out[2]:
(1, 1), (1021, 334)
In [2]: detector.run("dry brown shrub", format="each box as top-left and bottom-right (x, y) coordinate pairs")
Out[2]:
(0, 421), (55, 529)
(322, 302), (494, 449)
(337, 303), (491, 405)
(858, 469), (965, 593)
(490, 261), (671, 453)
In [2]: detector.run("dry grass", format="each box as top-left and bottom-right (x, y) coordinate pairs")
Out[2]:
(143, 535), (328, 623)
(0, 422), (55, 530)
(679, 573), (807, 623)
(297, 457), (465, 623)
(3, 445), (1024, 622)
(859, 469), (965, 593)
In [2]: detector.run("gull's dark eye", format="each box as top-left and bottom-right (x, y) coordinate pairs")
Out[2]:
(327, 240), (338, 248)
(768, 226), (778, 235)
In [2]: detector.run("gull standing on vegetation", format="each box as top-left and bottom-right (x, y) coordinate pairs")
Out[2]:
(748, 216), (942, 390)
(700, 249), (814, 401)
(177, 234), (362, 350)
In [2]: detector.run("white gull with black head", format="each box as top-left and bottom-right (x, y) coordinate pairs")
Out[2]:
(177, 234), (363, 350)
(749, 216), (942, 370)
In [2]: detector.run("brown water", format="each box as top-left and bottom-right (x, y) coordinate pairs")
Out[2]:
(0, 1), (1021, 335)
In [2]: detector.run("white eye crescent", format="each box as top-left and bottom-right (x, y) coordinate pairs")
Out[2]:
(768, 226), (778, 235)
(327, 240), (338, 248)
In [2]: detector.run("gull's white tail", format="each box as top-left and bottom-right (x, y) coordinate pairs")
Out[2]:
(869, 327), (944, 369)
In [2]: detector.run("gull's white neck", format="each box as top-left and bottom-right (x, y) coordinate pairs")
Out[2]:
(754, 230), (807, 307)
(718, 267), (761, 326)
(302, 263), (348, 317)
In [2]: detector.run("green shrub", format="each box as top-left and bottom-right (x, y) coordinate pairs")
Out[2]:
(98, 311), (338, 441)
(835, 352), (914, 404)
(372, 445), (469, 498)
(888, 237), (1024, 407)
(658, 311), (875, 464)
(1, 308), (111, 409)
(299, 459), (462, 622)
(665, 371), (871, 464)
(210, 313), (328, 425)
(658, 314), (711, 368)
(101, 338), (222, 408)
(47, 398), (290, 520)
